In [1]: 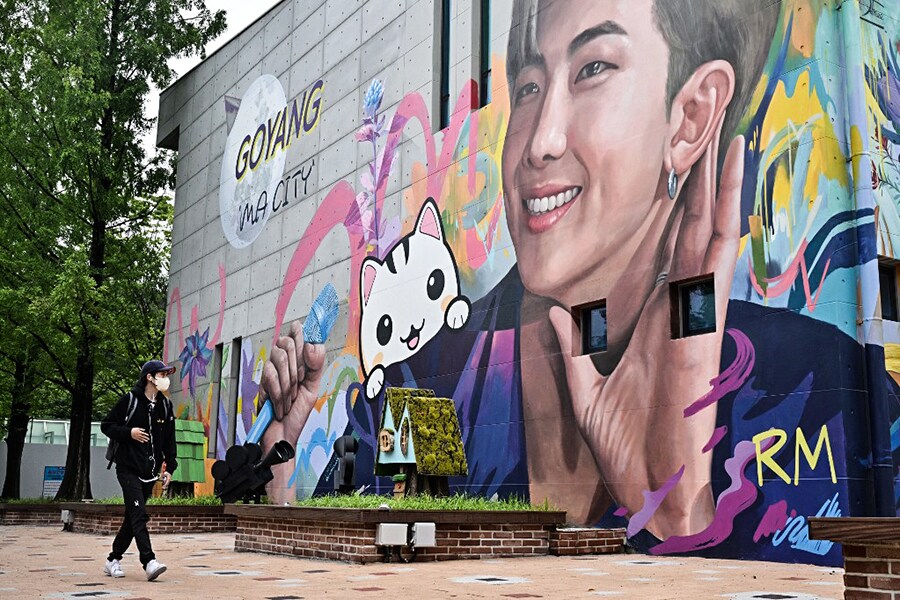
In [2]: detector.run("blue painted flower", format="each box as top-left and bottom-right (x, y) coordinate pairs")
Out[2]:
(179, 327), (213, 398)
(363, 79), (384, 118)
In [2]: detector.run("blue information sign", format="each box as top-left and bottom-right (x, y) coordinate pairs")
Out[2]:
(42, 466), (65, 497)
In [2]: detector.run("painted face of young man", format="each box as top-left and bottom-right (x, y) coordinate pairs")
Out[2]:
(502, 0), (672, 301)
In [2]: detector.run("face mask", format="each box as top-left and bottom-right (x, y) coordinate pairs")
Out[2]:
(155, 376), (170, 392)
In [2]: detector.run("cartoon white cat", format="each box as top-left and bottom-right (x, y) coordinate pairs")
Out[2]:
(359, 198), (470, 400)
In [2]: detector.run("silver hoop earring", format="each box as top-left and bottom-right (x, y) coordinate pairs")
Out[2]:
(667, 169), (678, 200)
(655, 271), (669, 286)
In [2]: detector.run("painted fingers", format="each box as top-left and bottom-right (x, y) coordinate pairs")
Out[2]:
(262, 320), (308, 421)
(671, 135), (744, 322)
(705, 136), (744, 325)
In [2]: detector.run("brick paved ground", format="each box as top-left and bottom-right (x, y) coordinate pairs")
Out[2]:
(0, 525), (843, 599)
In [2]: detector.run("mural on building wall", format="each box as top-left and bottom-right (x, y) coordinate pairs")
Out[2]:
(214, 343), (230, 459)
(358, 198), (471, 401)
(164, 0), (900, 565)
(164, 264), (226, 457)
(234, 341), (264, 449)
(219, 75), (323, 247)
(862, 4), (900, 521)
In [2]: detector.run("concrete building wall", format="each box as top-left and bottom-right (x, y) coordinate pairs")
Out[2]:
(156, 0), (900, 565)
(0, 443), (121, 499)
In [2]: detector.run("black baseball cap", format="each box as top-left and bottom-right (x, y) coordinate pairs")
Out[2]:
(140, 360), (176, 380)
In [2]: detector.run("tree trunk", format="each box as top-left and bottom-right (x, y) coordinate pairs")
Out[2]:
(54, 341), (96, 500)
(1, 360), (32, 499)
(56, 206), (107, 500)
(55, 0), (120, 501)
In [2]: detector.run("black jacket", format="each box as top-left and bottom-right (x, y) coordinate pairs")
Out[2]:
(101, 387), (178, 480)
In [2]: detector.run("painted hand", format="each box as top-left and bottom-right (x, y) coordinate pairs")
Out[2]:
(259, 320), (327, 504)
(365, 364), (385, 401)
(548, 136), (744, 539)
(445, 296), (471, 330)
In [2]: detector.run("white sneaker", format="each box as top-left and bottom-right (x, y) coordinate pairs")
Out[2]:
(103, 559), (124, 578)
(144, 558), (167, 581)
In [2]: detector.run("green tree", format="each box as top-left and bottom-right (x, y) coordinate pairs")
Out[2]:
(0, 0), (225, 499)
(0, 339), (40, 499)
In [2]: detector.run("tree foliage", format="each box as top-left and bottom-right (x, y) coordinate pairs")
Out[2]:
(0, 0), (225, 499)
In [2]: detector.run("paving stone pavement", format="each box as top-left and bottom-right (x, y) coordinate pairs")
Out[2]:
(0, 526), (843, 599)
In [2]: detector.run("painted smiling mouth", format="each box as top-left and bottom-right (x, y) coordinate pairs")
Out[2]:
(400, 320), (426, 350)
(524, 186), (582, 216)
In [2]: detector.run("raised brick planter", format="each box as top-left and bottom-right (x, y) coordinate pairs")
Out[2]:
(58, 503), (236, 535)
(0, 503), (60, 527)
(810, 517), (900, 599)
(226, 504), (625, 563)
(550, 527), (625, 556)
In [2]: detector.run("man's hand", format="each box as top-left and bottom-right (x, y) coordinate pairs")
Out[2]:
(131, 428), (149, 443)
(548, 136), (745, 539)
(259, 320), (327, 504)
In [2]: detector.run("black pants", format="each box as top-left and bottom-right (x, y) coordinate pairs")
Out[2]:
(108, 471), (156, 567)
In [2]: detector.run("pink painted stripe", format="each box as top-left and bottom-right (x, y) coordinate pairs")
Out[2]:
(683, 329), (755, 418)
(702, 426), (728, 453)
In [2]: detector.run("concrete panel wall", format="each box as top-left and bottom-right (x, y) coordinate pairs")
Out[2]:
(0, 443), (121, 499)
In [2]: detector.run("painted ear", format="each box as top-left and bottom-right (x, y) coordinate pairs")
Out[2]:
(415, 198), (443, 241)
(666, 60), (735, 176)
(361, 259), (378, 306)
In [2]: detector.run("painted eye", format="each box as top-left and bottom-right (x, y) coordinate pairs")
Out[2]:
(427, 269), (445, 301)
(575, 61), (615, 83)
(377, 314), (392, 346)
(514, 82), (539, 104)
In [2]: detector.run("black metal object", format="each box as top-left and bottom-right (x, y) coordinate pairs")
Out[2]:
(332, 435), (358, 494)
(212, 440), (295, 504)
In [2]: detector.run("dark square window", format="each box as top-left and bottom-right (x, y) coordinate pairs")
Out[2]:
(438, 0), (452, 130)
(478, 0), (492, 108)
(880, 263), (898, 321)
(580, 303), (607, 354)
(672, 277), (715, 338)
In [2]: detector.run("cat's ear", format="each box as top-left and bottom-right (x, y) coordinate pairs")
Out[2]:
(361, 259), (378, 306)
(415, 198), (443, 241)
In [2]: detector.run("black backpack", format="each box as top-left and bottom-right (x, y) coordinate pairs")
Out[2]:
(105, 393), (138, 469)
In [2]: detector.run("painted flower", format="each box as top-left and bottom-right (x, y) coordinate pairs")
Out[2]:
(355, 123), (376, 143)
(363, 79), (384, 118)
(240, 347), (260, 434)
(347, 79), (405, 259)
(179, 327), (213, 398)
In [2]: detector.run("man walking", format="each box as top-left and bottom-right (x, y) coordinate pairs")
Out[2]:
(100, 360), (178, 581)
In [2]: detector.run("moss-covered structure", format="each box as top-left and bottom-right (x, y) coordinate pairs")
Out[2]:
(375, 387), (467, 479)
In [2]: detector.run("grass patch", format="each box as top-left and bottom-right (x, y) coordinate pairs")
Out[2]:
(3, 495), (222, 506)
(0, 497), (58, 505)
(295, 493), (555, 512)
(91, 495), (221, 506)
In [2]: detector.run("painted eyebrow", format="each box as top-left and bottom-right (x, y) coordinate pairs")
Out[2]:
(518, 53), (546, 75)
(568, 21), (628, 57)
